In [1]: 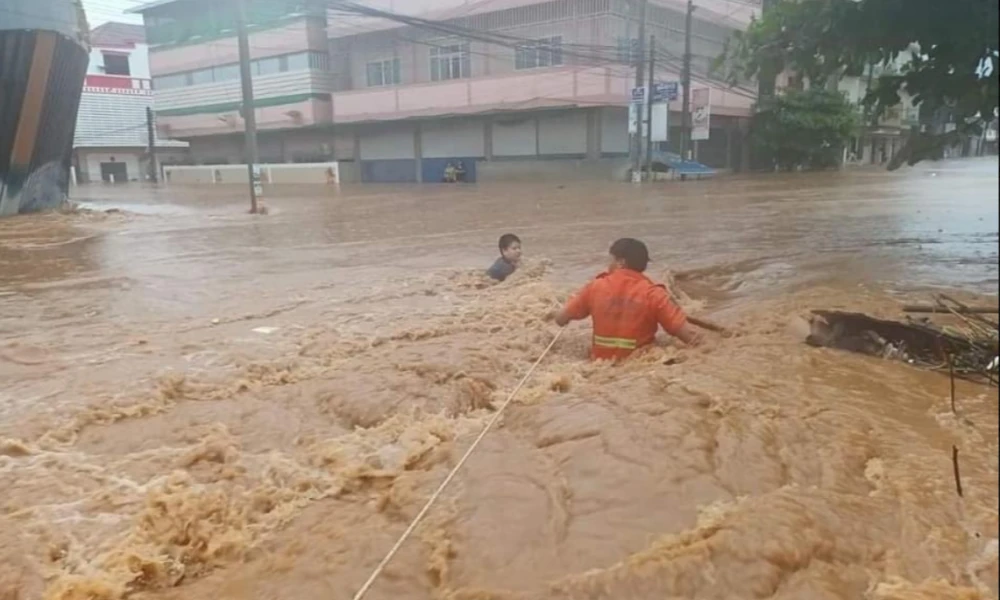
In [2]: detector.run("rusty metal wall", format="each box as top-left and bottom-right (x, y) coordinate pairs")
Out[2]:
(0, 30), (89, 215)
(1, 0), (89, 215)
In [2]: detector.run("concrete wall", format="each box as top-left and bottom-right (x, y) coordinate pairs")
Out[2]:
(77, 149), (143, 183)
(155, 72), (335, 138)
(149, 19), (327, 75)
(188, 129), (343, 164)
(164, 162), (341, 185)
(87, 44), (151, 79)
(477, 157), (628, 182)
(188, 136), (244, 164)
(332, 10), (619, 89)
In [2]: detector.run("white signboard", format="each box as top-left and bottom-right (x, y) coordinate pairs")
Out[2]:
(650, 103), (669, 142)
(691, 88), (711, 141)
(629, 83), (677, 140)
(252, 164), (264, 196)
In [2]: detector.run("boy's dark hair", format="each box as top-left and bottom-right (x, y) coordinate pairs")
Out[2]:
(609, 238), (650, 272)
(498, 233), (521, 253)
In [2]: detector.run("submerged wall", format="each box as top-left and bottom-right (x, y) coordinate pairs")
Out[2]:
(0, 0), (90, 216)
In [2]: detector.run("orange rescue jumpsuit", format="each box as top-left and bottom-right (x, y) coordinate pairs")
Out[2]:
(563, 269), (688, 360)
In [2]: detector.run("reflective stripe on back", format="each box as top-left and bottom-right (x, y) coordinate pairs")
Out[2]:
(593, 335), (638, 349)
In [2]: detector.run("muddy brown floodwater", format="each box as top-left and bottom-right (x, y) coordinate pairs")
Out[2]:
(1, 159), (998, 600)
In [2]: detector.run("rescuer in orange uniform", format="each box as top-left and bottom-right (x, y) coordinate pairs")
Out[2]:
(553, 238), (702, 360)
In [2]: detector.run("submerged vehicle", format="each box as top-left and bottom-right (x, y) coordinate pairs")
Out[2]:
(0, 0), (90, 216)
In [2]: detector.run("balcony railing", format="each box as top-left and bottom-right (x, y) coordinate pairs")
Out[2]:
(83, 75), (152, 95)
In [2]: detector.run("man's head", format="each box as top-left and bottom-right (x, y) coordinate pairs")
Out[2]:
(608, 238), (649, 272)
(499, 233), (522, 263)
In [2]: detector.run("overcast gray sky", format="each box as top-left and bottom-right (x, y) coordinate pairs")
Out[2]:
(83, 0), (142, 26)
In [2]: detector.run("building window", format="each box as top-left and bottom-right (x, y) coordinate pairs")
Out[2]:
(152, 72), (189, 90)
(366, 58), (401, 87)
(254, 56), (285, 76)
(287, 51), (328, 71)
(150, 51), (327, 91)
(190, 68), (214, 85)
(515, 36), (563, 70)
(287, 52), (309, 71)
(616, 37), (639, 64)
(308, 52), (329, 71)
(213, 63), (240, 82)
(103, 53), (131, 76)
(430, 43), (470, 81)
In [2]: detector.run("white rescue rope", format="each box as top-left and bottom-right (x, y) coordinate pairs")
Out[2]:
(352, 327), (565, 600)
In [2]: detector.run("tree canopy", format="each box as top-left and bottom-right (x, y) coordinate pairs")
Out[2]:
(719, 0), (999, 167)
(752, 88), (859, 171)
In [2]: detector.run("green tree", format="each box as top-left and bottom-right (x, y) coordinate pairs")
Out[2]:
(719, 0), (999, 168)
(752, 87), (859, 171)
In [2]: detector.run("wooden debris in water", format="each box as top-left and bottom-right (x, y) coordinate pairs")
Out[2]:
(806, 294), (998, 384)
(952, 445), (964, 498)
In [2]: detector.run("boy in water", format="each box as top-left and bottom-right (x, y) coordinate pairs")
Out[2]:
(487, 233), (522, 282)
(552, 238), (702, 360)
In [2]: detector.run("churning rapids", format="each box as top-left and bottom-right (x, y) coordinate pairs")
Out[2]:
(1, 159), (998, 600)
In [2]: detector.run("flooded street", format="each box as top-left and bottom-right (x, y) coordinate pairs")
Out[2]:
(1, 159), (998, 600)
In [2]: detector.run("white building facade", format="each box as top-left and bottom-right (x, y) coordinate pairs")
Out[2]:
(73, 22), (187, 184)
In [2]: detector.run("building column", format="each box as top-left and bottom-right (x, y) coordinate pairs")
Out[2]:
(534, 116), (541, 156)
(484, 119), (494, 161)
(586, 107), (602, 160)
(739, 119), (750, 172)
(724, 126), (733, 170)
(414, 123), (423, 183)
(352, 129), (362, 182)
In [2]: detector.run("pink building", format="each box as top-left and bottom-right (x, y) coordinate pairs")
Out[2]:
(131, 0), (758, 182)
(73, 22), (188, 183)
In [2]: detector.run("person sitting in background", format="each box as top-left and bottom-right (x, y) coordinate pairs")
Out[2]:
(552, 238), (702, 360)
(443, 162), (458, 183)
(487, 233), (522, 282)
(454, 161), (467, 182)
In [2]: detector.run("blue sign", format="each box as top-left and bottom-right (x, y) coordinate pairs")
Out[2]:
(631, 82), (679, 104)
(654, 82), (679, 102)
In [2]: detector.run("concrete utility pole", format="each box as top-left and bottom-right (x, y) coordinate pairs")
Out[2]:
(757, 0), (776, 101)
(644, 35), (656, 180)
(235, 0), (261, 213)
(145, 106), (158, 183)
(630, 0), (648, 182)
(680, 0), (694, 160)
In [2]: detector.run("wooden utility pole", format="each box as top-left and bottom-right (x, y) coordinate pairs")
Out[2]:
(644, 35), (656, 180)
(630, 0), (648, 182)
(680, 0), (694, 160)
(235, 0), (261, 213)
(145, 106), (158, 183)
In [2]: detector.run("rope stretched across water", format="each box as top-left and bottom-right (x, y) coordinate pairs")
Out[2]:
(351, 327), (565, 600)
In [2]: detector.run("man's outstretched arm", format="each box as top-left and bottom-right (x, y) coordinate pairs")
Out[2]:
(653, 288), (703, 347)
(552, 283), (593, 326)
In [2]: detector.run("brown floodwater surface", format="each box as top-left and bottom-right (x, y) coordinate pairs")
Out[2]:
(1, 159), (998, 600)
